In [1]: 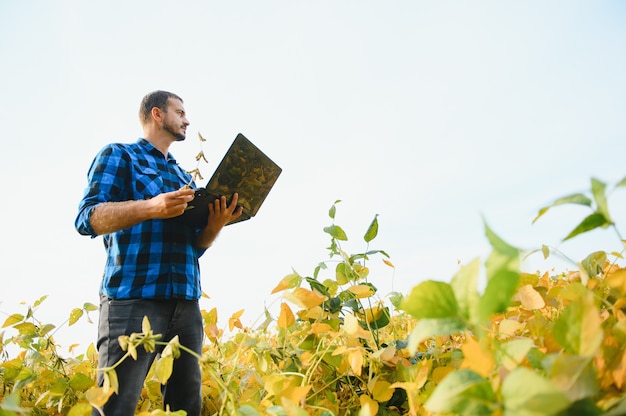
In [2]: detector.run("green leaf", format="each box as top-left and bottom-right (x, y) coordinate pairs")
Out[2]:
(40, 323), (56, 336)
(616, 176), (626, 188)
(364, 214), (379, 243)
(580, 251), (607, 278)
(49, 377), (69, 395)
(605, 394), (626, 416)
(548, 354), (598, 402)
(407, 317), (467, 355)
(83, 302), (98, 311)
(388, 291), (404, 309)
(501, 367), (570, 416)
(563, 212), (611, 241)
(484, 221), (520, 258)
(478, 269), (520, 323)
(450, 257), (481, 323)
(591, 177), (611, 223)
(424, 369), (494, 415)
(328, 200), (341, 219)
(532, 193), (593, 224)
(306, 277), (331, 297)
(236, 404), (261, 416)
(399, 280), (459, 319)
(69, 308), (84, 326)
(70, 372), (95, 392)
(0, 392), (28, 412)
(552, 290), (603, 356)
(33, 295), (48, 308)
(323, 224), (348, 241)
(496, 338), (533, 370)
(14, 322), (37, 336)
(485, 248), (520, 281)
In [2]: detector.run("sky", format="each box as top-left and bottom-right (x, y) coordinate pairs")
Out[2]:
(1, 1), (625, 351)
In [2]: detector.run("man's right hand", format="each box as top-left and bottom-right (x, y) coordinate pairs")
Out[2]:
(148, 188), (196, 219)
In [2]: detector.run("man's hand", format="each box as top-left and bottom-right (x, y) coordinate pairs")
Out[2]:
(147, 188), (195, 219)
(196, 193), (243, 249)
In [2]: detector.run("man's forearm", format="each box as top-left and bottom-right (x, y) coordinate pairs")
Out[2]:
(89, 200), (152, 235)
(196, 225), (221, 249)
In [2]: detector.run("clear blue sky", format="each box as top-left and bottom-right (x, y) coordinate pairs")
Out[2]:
(1, 1), (625, 350)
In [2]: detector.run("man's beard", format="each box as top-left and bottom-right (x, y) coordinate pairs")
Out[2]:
(164, 122), (186, 141)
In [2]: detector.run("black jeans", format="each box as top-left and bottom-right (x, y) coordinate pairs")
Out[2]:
(93, 296), (203, 416)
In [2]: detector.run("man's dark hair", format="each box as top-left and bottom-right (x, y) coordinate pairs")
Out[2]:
(139, 90), (183, 125)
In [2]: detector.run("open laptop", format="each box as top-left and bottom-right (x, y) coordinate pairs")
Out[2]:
(175, 133), (282, 227)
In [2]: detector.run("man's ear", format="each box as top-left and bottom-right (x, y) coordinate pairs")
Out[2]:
(151, 106), (163, 123)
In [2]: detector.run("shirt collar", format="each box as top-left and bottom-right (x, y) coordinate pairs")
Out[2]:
(137, 138), (178, 163)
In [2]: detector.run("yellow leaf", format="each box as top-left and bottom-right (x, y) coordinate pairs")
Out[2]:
(359, 305), (385, 324)
(299, 305), (324, 321)
(348, 284), (375, 298)
(202, 307), (218, 325)
(431, 366), (454, 384)
(155, 355), (174, 384)
(348, 349), (364, 376)
(280, 397), (311, 416)
(85, 386), (114, 409)
(69, 308), (84, 326)
(358, 394), (379, 416)
(606, 268), (626, 294)
(67, 403), (93, 416)
(333, 346), (348, 356)
(612, 350), (626, 389)
(281, 384), (312, 404)
(311, 322), (333, 334)
(499, 319), (523, 337)
(228, 309), (245, 331)
(104, 369), (119, 394)
(263, 373), (286, 397)
(204, 323), (220, 342)
(2, 313), (24, 328)
(515, 284), (546, 310)
(271, 273), (301, 294)
(370, 380), (394, 402)
(372, 345), (396, 363)
(277, 302), (295, 329)
(343, 314), (371, 339)
(142, 315), (151, 334)
(287, 287), (327, 309)
(383, 258), (395, 268)
(460, 336), (494, 377)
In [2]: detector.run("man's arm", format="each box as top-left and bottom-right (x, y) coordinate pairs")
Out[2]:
(196, 193), (243, 249)
(90, 189), (195, 235)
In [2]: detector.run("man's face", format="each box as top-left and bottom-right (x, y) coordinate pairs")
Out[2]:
(162, 98), (190, 141)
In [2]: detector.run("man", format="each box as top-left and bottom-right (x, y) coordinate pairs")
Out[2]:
(75, 90), (242, 415)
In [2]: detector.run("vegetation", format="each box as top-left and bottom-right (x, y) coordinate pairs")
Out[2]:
(1, 177), (626, 415)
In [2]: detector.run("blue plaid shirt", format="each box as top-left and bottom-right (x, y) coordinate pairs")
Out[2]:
(75, 139), (206, 300)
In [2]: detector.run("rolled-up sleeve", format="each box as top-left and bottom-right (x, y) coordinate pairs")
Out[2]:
(75, 145), (128, 237)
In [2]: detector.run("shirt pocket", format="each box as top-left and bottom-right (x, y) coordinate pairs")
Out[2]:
(133, 164), (164, 199)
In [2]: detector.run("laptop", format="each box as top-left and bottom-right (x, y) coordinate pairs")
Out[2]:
(175, 133), (282, 227)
